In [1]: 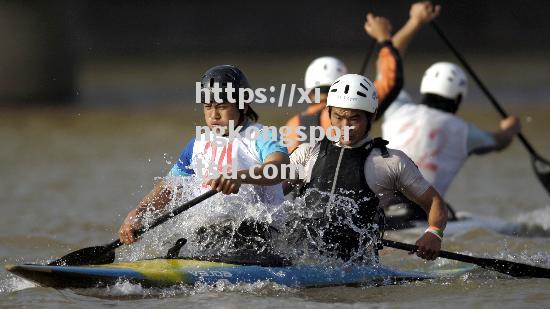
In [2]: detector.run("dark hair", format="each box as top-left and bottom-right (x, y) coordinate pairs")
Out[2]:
(421, 93), (461, 114)
(314, 86), (331, 94)
(244, 106), (259, 122)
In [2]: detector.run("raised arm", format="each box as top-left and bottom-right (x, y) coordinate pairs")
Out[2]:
(392, 1), (441, 58)
(364, 13), (404, 119)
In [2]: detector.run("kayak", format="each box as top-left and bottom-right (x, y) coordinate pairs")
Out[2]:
(5, 258), (469, 289)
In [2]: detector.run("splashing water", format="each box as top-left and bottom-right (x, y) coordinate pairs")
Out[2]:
(72, 278), (295, 299)
(0, 275), (36, 295)
(276, 189), (381, 266)
(116, 176), (382, 267)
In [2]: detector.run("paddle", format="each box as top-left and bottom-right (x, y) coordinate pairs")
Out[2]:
(359, 40), (376, 75)
(382, 239), (550, 279)
(430, 21), (550, 197)
(48, 190), (218, 266)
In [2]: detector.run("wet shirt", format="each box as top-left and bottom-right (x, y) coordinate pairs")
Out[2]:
(290, 136), (432, 208)
(168, 121), (288, 206)
(382, 90), (497, 196)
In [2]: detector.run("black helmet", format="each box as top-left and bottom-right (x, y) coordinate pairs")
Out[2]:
(200, 65), (251, 104)
(199, 65), (258, 122)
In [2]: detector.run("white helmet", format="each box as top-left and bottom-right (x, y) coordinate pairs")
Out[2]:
(304, 56), (348, 91)
(327, 74), (378, 113)
(420, 62), (468, 100)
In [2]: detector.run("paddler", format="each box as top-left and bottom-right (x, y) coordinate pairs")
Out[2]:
(284, 13), (403, 153)
(118, 65), (290, 258)
(285, 73), (447, 262)
(380, 2), (521, 223)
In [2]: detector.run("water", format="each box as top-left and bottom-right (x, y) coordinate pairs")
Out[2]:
(1, 105), (550, 307)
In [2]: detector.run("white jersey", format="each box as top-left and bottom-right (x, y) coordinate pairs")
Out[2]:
(382, 103), (469, 196)
(169, 122), (287, 206)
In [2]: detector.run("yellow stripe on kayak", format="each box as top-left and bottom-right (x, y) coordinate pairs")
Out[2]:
(88, 259), (237, 283)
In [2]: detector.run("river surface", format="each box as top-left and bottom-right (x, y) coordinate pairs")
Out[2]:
(1, 104), (550, 308)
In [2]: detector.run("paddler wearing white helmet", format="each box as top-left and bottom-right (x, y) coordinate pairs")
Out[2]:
(285, 74), (447, 262)
(284, 13), (404, 153)
(383, 62), (520, 196)
(375, 2), (521, 226)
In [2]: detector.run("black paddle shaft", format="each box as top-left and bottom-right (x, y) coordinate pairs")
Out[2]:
(382, 239), (550, 279)
(359, 40), (377, 75)
(430, 21), (537, 156)
(431, 21), (550, 196)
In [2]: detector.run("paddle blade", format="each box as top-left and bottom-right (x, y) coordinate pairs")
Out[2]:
(532, 154), (550, 195)
(48, 246), (116, 266)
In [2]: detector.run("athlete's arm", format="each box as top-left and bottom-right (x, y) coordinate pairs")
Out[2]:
(244, 152), (290, 185)
(120, 138), (195, 244)
(119, 180), (174, 244)
(392, 2), (441, 57)
(468, 116), (521, 155)
(408, 186), (447, 260)
(206, 151), (290, 195)
(364, 14), (404, 119)
(364, 13), (392, 43)
(493, 116), (521, 151)
(391, 150), (446, 260)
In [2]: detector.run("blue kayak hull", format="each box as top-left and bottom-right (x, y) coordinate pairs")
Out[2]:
(5, 259), (455, 289)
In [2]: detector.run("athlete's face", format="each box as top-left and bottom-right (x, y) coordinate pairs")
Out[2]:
(329, 107), (370, 146)
(203, 102), (243, 133)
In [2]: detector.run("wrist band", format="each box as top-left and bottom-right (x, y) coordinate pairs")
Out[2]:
(379, 39), (393, 47)
(425, 226), (444, 240)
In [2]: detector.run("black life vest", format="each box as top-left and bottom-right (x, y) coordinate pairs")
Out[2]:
(299, 137), (390, 261)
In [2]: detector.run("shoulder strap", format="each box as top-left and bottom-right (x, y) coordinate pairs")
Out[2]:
(317, 136), (331, 158)
(370, 137), (390, 158)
